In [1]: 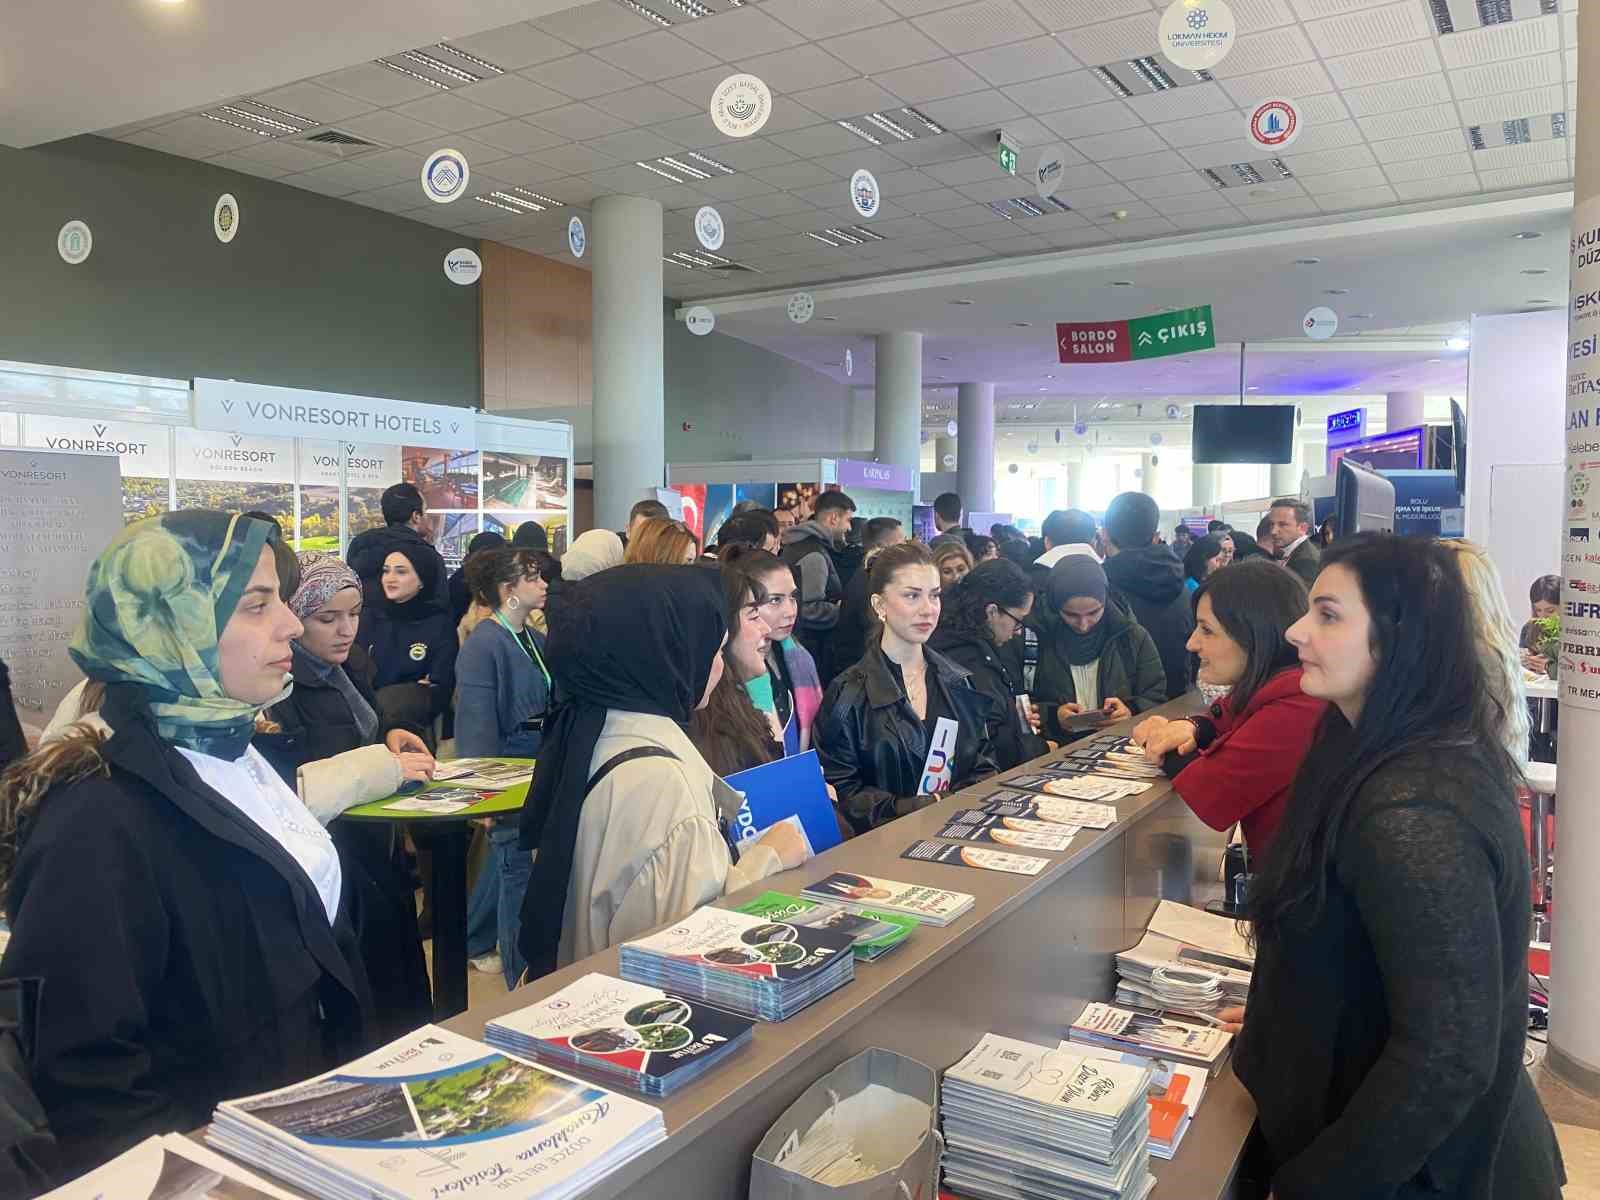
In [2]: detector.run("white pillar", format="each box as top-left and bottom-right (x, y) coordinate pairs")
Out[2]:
(1551, 0), (1600, 1097)
(1065, 462), (1083, 510)
(1269, 439), (1303, 498)
(591, 195), (664, 532)
(935, 436), (957, 471)
(957, 382), (996, 513)
(1141, 453), (1162, 500)
(1386, 390), (1425, 431)
(875, 332), (923, 478)
(1193, 463), (1221, 509)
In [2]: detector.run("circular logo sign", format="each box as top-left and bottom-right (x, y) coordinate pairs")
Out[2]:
(710, 74), (772, 138)
(850, 169), (880, 219)
(1303, 306), (1339, 340)
(942, 453), (957, 468)
(1074, 421), (1088, 436)
(685, 305), (716, 336)
(420, 148), (469, 204)
(695, 206), (725, 251)
(568, 215), (587, 259)
(1151, 432), (1164, 446)
(57, 220), (92, 265)
(408, 642), (428, 662)
(787, 292), (815, 324)
(213, 194), (240, 243)
(1158, 0), (1236, 70)
(1034, 145), (1068, 199)
(844, 348), (853, 377)
(1248, 99), (1300, 149)
(444, 248), (482, 285)
(946, 420), (959, 438)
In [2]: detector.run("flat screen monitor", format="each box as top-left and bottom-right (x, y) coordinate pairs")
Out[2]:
(1334, 457), (1395, 539)
(1192, 405), (1296, 464)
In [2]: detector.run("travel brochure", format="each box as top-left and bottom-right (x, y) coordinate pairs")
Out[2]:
(1067, 1002), (1233, 1070)
(800, 872), (975, 926)
(430, 757), (535, 791)
(735, 890), (917, 961)
(484, 973), (754, 1097)
(941, 1032), (1156, 1200)
(618, 905), (855, 1021)
(974, 795), (1120, 827)
(1067, 1044), (1210, 1162)
(206, 1025), (664, 1200)
(381, 788), (494, 815)
(40, 1133), (298, 1199)
(899, 840), (1051, 875)
(933, 813), (1081, 852)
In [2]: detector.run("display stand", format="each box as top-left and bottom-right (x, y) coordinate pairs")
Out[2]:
(667, 457), (916, 543)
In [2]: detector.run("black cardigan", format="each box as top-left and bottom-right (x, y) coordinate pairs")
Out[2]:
(0, 688), (372, 1183)
(1234, 747), (1565, 1200)
(927, 624), (1047, 771)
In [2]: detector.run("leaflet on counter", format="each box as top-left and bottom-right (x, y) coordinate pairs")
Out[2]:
(899, 840), (1050, 875)
(801, 872), (974, 926)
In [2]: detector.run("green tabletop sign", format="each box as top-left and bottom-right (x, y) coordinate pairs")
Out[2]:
(1127, 304), (1214, 360)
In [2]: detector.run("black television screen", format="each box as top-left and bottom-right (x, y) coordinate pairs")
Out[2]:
(1192, 405), (1296, 464)
(1334, 457), (1395, 538)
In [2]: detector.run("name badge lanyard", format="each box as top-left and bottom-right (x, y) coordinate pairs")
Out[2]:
(494, 611), (552, 692)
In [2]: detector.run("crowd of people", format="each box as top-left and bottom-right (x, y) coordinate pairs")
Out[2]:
(0, 480), (1567, 1198)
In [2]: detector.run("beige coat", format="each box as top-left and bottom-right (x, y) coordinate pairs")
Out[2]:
(560, 709), (782, 965)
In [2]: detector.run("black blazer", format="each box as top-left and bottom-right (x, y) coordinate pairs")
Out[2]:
(1285, 538), (1322, 588)
(0, 687), (372, 1183)
(927, 625), (1047, 771)
(1235, 745), (1565, 1200)
(816, 644), (999, 834)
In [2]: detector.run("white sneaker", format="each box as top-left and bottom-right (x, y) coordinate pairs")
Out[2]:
(470, 952), (503, 975)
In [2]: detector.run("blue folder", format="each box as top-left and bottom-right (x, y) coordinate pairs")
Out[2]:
(725, 751), (843, 855)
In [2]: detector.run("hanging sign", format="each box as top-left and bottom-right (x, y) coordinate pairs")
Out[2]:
(22, 414), (171, 480)
(685, 305), (716, 336)
(192, 378), (477, 451)
(1302, 306), (1339, 340)
(1056, 304), (1216, 363)
(57, 220), (92, 265)
(695, 206), (725, 251)
(1326, 407), (1366, 445)
(850, 169), (881, 219)
(567, 215), (586, 258)
(787, 292), (815, 324)
(443, 248), (482, 285)
(710, 74), (772, 138)
(844, 348), (854, 377)
(1034, 145), (1068, 199)
(1158, 0), (1235, 70)
(421, 148), (469, 203)
(1248, 99), (1301, 150)
(213, 194), (240, 243)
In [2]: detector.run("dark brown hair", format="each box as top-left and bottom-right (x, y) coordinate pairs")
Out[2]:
(687, 557), (780, 776)
(465, 547), (556, 610)
(868, 541), (935, 594)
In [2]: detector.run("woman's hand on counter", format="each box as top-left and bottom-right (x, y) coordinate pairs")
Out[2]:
(1216, 1004), (1245, 1035)
(1131, 715), (1169, 746)
(757, 821), (810, 870)
(1134, 719), (1197, 762)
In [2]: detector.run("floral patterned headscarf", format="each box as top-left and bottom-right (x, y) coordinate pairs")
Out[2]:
(70, 510), (286, 757)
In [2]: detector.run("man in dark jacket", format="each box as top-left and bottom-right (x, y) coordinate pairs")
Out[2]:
(780, 490), (856, 681)
(1265, 497), (1321, 588)
(830, 517), (905, 680)
(346, 483), (448, 609)
(1102, 491), (1195, 701)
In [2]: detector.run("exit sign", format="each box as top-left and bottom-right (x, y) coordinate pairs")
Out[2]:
(997, 139), (1017, 176)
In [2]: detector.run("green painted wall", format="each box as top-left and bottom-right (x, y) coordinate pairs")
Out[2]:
(0, 136), (479, 406)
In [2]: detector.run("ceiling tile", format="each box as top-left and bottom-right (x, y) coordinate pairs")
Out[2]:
(646, 112), (734, 149)
(1392, 175), (1481, 200)
(1152, 111), (1248, 148)
(217, 138), (337, 173)
(1135, 170), (1219, 197)
(658, 65), (741, 106)
(1338, 72), (1453, 116)
(884, 132), (987, 164)
(1210, 26), (1316, 77)
(792, 180), (855, 207)
(289, 158), (405, 193)
(752, 160), (838, 188)
(1450, 54), (1564, 100)
(1146, 191), (1233, 215)
(314, 63), (439, 106)
(793, 77), (905, 119)
(1015, 0), (1146, 31)
(344, 147), (429, 182)
(1358, 102), (1459, 142)
(589, 32), (723, 82)
(1102, 149), (1194, 181)
(1380, 152), (1473, 182)
(522, 54), (644, 101)
(1218, 61), (1337, 108)
(698, 172), (786, 199)
(442, 22), (576, 69)
(465, 118), (569, 154)
(771, 122), (872, 156)
(1002, 69), (1112, 113)
(926, 203), (1015, 229)
(1295, 93), (1353, 124)
(962, 115), (1052, 145)
(1456, 84), (1564, 127)
(248, 81), (374, 125)
(1303, 2), (1431, 58)
(1062, 181), (1138, 208)
(1229, 179), (1307, 205)
(134, 115), (265, 156)
(1071, 125), (1167, 160)
(912, 0), (1046, 53)
(533, 5), (660, 48)
(822, 22), (948, 72)
(884, 0), (977, 17)
(1123, 81), (1235, 124)
(1297, 166), (1389, 193)
(1369, 129), (1466, 161)
(739, 44), (859, 93)
(401, 134), (512, 167)
(963, 35), (1081, 85)
(1473, 138), (1570, 169)
(919, 89), (1025, 128)
(1280, 119), (1364, 154)
(809, 147), (911, 176)
(390, 93), (506, 133)
(924, 153), (1013, 184)
(334, 109), (446, 147)
(1231, 196), (1320, 219)
(1054, 12), (1160, 65)
(283, 169), (362, 198)
(349, 180), (432, 211)
(1179, 137), (1262, 168)
(765, 0), (900, 38)
(1279, 143), (1376, 175)
(587, 83), (699, 125)
(673, 6), (808, 58)
(1040, 100), (1145, 138)
(1165, 207), (1246, 230)
(1315, 185), (1398, 211)
(452, 74), (570, 116)
(876, 58), (990, 103)
(1324, 39), (1443, 89)
(486, 156), (578, 189)
(206, 151), (290, 180)
(703, 138), (798, 170)
(957, 176), (1039, 201)
(1438, 15), (1560, 69)
(1090, 216), (1177, 238)
(1229, 0), (1298, 29)
(582, 127), (687, 160)
(1287, 0), (1391, 18)
(526, 143), (624, 174)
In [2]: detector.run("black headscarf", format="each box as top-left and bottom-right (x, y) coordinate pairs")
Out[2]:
(1046, 556), (1120, 666)
(518, 564), (727, 979)
(513, 520), (549, 551)
(380, 542), (443, 620)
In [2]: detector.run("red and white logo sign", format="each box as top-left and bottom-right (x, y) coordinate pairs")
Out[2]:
(1248, 99), (1300, 150)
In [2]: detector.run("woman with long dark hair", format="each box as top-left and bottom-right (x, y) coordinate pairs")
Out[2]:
(1131, 559), (1325, 853)
(1236, 534), (1564, 1199)
(1182, 534), (1227, 593)
(929, 559), (1047, 770)
(687, 553), (783, 777)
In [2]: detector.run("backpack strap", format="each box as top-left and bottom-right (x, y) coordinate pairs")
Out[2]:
(584, 745), (676, 798)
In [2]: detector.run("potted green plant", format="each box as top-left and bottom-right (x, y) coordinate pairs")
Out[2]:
(1532, 615), (1560, 680)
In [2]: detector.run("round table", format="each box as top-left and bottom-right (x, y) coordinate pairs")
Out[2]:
(341, 762), (532, 1020)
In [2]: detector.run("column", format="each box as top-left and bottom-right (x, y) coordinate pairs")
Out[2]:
(1065, 462), (1083, 510)
(1552, 0), (1600, 1097)
(1269, 440), (1303, 498)
(1141, 453), (1162, 500)
(1193, 463), (1221, 510)
(874, 332), (923, 478)
(591, 195), (664, 532)
(1386, 390), (1425, 431)
(935, 436), (958, 472)
(957, 382), (996, 512)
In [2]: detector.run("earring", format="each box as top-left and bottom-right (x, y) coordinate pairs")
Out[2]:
(507, 595), (520, 611)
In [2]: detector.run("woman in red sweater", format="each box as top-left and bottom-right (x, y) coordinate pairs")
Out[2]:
(1131, 558), (1327, 853)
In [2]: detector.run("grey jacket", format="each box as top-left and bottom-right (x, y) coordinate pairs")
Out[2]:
(780, 520), (844, 636)
(454, 618), (550, 759)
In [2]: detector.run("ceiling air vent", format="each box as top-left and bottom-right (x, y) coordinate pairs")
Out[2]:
(1428, 0), (1555, 35)
(298, 129), (380, 160)
(1092, 58), (1212, 99)
(1201, 158), (1295, 188)
(1467, 113), (1567, 149)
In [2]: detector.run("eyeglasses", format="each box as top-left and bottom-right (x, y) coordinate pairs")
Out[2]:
(998, 607), (1030, 625)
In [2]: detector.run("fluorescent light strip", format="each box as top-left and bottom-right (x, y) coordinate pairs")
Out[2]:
(619, 0), (673, 26)
(664, 0), (713, 16)
(401, 50), (480, 83)
(636, 160), (685, 183)
(823, 228), (865, 244)
(375, 58), (451, 90)
(1009, 197), (1047, 216)
(1202, 167), (1228, 187)
(1231, 162), (1263, 185)
(506, 186), (562, 207)
(238, 99), (315, 129)
(435, 43), (504, 75)
(684, 151), (735, 174)
(1091, 65), (1134, 99)
(475, 196), (522, 213)
(1127, 56), (1175, 91)
(1043, 195), (1072, 212)
(218, 104), (300, 134)
(1269, 158), (1293, 179)
(805, 231), (844, 247)
(200, 112), (272, 137)
(900, 106), (944, 134)
(694, 250), (732, 264)
(848, 225), (886, 241)
(837, 120), (882, 146)
(663, 255), (694, 268)
(986, 201), (1017, 220)
(862, 111), (915, 141)
(658, 156), (712, 180)
(487, 190), (547, 212)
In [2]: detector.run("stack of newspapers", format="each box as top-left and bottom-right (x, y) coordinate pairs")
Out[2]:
(941, 1033), (1156, 1200)
(618, 905), (855, 1021)
(207, 1026), (664, 1200)
(1114, 900), (1253, 1019)
(484, 973), (754, 1097)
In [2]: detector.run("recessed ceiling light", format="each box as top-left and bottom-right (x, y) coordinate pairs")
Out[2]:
(1294, 257), (1321, 265)
(1512, 231), (1542, 240)
(1013, 322), (1032, 328)
(937, 355), (952, 361)
(1109, 280), (1133, 287)
(1246, 385), (1259, 391)
(1522, 268), (1550, 275)
(1043, 374), (1055, 379)
(819, 315), (837, 321)
(950, 299), (974, 306)
(1446, 336), (1470, 350)
(1325, 288), (1349, 295)
(1039, 386), (1047, 391)
(1428, 357), (1442, 363)
(1349, 312), (1373, 319)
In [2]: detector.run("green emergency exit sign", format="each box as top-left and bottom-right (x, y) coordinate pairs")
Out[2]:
(998, 142), (1017, 176)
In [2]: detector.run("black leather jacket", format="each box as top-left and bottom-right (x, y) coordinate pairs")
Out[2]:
(817, 644), (999, 834)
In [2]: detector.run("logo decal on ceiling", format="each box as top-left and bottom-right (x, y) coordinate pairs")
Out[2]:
(213, 194), (240, 243)
(443, 248), (482, 285)
(1248, 99), (1301, 150)
(850, 169), (881, 219)
(710, 75), (772, 138)
(695, 206), (725, 251)
(1158, 0), (1235, 70)
(787, 292), (815, 324)
(420, 148), (470, 204)
(1034, 145), (1068, 200)
(685, 306), (716, 336)
(1302, 306), (1339, 340)
(57, 220), (93, 265)
(568, 216), (587, 259)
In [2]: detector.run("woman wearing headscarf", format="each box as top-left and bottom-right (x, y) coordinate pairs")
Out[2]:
(517, 564), (810, 978)
(0, 513), (371, 1182)
(1032, 556), (1167, 742)
(357, 542), (457, 744)
(257, 552), (436, 1040)
(544, 528), (625, 632)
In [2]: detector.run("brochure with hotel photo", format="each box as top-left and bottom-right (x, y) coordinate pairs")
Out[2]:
(800, 872), (975, 926)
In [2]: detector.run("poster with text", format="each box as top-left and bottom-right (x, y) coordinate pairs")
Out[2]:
(402, 447), (479, 510)
(299, 440), (402, 551)
(22, 414), (172, 524)
(1564, 193), (1600, 710)
(174, 428), (295, 526)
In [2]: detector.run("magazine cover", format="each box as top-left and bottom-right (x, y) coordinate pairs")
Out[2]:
(622, 906), (855, 981)
(43, 1133), (298, 1199)
(1069, 1003), (1232, 1067)
(945, 1034), (1153, 1120)
(209, 1026), (663, 1200)
(800, 872), (974, 925)
(735, 891), (916, 960)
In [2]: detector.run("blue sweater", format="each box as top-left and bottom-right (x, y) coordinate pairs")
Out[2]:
(455, 618), (550, 759)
